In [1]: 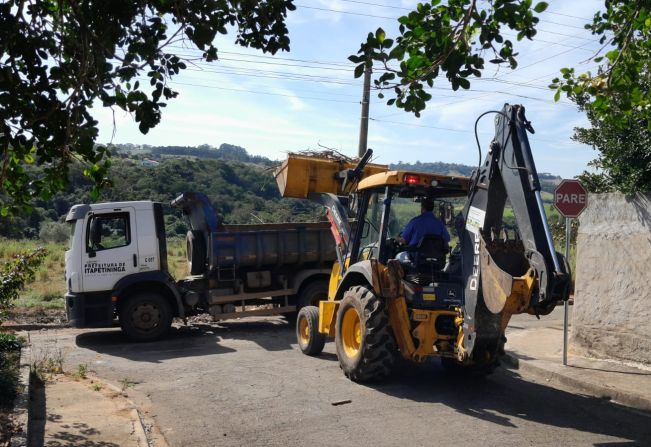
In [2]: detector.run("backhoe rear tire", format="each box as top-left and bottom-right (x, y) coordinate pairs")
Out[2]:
(296, 306), (326, 356)
(335, 285), (396, 382)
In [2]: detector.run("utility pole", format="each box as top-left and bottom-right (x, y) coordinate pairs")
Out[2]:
(357, 62), (372, 158)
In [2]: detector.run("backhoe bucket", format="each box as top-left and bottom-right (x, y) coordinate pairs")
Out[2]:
(274, 153), (388, 198)
(480, 238), (535, 315)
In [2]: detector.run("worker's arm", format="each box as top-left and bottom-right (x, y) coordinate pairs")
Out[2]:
(397, 218), (415, 245)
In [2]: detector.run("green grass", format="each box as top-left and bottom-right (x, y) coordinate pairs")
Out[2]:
(167, 237), (188, 280)
(0, 238), (66, 310)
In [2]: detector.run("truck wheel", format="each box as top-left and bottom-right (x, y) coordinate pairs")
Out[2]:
(120, 292), (173, 342)
(297, 279), (329, 311)
(335, 285), (396, 382)
(186, 230), (206, 275)
(296, 306), (326, 356)
(283, 279), (328, 323)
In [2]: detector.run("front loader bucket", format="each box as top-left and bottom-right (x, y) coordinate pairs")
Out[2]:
(274, 153), (387, 198)
(480, 238), (535, 315)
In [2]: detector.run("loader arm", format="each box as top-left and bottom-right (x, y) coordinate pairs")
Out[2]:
(459, 103), (571, 359)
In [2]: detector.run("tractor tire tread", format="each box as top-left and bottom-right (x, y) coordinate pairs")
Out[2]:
(336, 285), (397, 382)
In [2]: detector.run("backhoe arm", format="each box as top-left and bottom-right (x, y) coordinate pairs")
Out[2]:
(459, 104), (571, 360)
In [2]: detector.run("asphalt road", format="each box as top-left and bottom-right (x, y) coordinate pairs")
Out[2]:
(29, 308), (651, 447)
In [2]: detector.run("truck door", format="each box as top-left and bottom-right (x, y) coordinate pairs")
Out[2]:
(81, 208), (139, 292)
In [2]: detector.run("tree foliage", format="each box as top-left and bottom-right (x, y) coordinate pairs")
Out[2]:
(573, 83), (651, 193)
(0, 0), (295, 215)
(349, 0), (549, 116)
(0, 247), (47, 323)
(551, 1), (650, 131)
(555, 1), (651, 193)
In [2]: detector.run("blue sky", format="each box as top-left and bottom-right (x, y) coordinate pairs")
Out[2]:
(96, 0), (606, 178)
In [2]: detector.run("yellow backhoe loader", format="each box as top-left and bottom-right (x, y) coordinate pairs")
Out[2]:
(274, 104), (570, 381)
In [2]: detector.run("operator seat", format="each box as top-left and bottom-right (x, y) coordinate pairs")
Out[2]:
(412, 234), (447, 272)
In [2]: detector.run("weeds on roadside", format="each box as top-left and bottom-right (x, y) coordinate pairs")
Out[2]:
(73, 363), (88, 380)
(31, 344), (65, 382)
(91, 382), (103, 392)
(118, 377), (136, 391)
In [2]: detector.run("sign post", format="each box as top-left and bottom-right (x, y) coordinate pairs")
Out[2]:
(554, 180), (588, 366)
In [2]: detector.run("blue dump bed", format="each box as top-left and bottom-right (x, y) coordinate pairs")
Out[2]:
(172, 192), (336, 272)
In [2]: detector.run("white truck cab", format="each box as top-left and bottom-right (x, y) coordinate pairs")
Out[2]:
(65, 200), (178, 340)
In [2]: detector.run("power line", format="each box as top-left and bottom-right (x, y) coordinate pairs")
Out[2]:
(370, 117), (582, 145)
(334, 0), (411, 11)
(185, 66), (358, 86)
(167, 80), (359, 103)
(546, 10), (592, 21)
(296, 3), (395, 20)
(180, 72), (362, 97)
(172, 52), (355, 72)
(167, 45), (353, 68)
(541, 19), (587, 30)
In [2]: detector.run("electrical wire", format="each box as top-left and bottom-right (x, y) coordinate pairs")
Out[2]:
(473, 110), (508, 178)
(166, 80), (359, 103)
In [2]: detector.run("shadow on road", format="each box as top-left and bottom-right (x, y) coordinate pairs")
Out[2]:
(364, 360), (651, 445)
(75, 318), (296, 363)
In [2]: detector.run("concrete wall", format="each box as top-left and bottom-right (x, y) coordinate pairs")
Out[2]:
(571, 192), (651, 365)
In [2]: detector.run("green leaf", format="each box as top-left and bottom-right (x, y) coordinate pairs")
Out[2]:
(533, 2), (548, 13)
(554, 89), (561, 102)
(375, 28), (386, 44)
(354, 64), (365, 78)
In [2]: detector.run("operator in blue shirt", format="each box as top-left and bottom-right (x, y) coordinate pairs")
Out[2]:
(397, 198), (450, 248)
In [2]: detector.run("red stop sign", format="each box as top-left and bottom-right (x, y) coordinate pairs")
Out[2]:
(554, 180), (588, 218)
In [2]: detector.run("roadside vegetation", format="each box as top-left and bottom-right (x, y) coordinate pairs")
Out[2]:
(0, 332), (24, 445)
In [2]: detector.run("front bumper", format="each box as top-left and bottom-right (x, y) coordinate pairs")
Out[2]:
(65, 292), (115, 328)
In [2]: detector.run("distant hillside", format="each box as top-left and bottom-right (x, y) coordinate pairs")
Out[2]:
(0, 156), (321, 240)
(110, 143), (276, 166)
(111, 143), (563, 192)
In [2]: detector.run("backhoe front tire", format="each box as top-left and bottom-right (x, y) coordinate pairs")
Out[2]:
(296, 306), (326, 356)
(335, 285), (396, 382)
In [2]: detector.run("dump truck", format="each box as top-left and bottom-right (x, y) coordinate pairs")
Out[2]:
(64, 191), (340, 341)
(277, 104), (571, 381)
